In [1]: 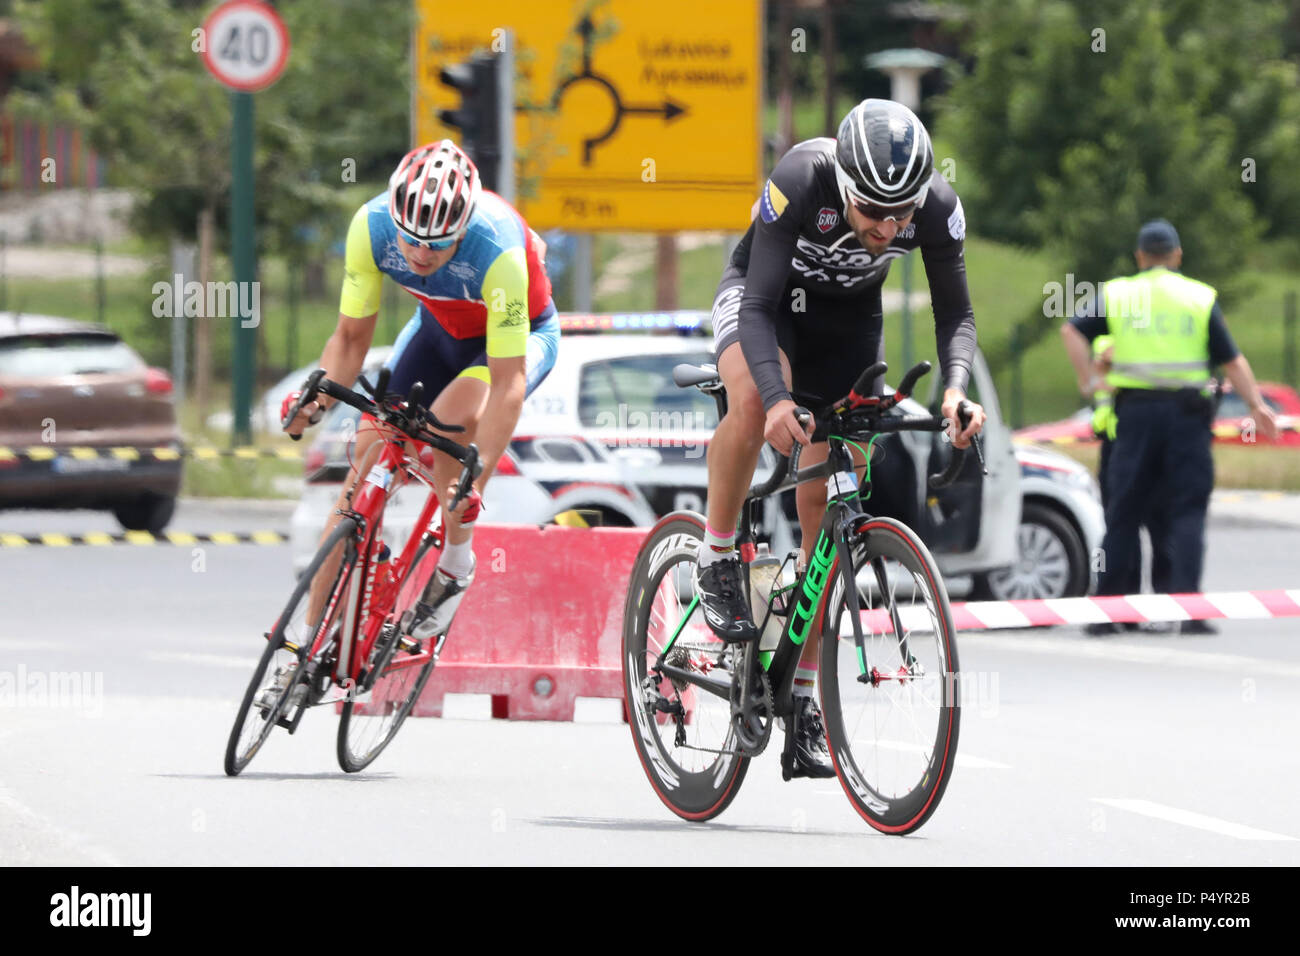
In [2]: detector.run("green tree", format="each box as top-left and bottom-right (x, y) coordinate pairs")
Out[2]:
(9, 0), (411, 258)
(940, 0), (1296, 368)
(943, 0), (1299, 279)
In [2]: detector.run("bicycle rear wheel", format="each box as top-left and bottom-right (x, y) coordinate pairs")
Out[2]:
(622, 512), (749, 821)
(336, 532), (441, 773)
(225, 517), (359, 776)
(818, 517), (960, 834)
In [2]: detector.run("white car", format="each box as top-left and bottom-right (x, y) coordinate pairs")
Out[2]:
(289, 317), (1103, 600)
(206, 347), (396, 434)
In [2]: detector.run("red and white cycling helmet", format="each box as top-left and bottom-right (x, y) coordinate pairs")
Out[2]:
(388, 140), (480, 245)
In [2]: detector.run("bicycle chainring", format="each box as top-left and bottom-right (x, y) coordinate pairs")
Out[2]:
(729, 647), (774, 757)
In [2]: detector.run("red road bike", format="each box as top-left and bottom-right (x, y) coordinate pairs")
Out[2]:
(224, 367), (481, 775)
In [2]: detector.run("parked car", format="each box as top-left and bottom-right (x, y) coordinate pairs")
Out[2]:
(289, 318), (1104, 600)
(1015, 382), (1300, 447)
(1211, 383), (1300, 445)
(0, 312), (181, 532)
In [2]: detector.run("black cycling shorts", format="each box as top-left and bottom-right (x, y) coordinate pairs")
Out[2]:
(710, 265), (886, 406)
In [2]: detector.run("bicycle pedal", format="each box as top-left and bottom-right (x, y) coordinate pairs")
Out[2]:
(398, 635), (421, 654)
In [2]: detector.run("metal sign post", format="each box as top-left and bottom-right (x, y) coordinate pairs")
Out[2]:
(200, 0), (290, 444)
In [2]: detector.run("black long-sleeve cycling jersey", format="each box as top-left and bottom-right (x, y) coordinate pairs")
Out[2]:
(730, 137), (977, 411)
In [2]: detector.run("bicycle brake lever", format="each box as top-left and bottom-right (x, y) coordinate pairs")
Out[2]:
(789, 407), (813, 479)
(423, 408), (466, 434)
(448, 444), (480, 512)
(957, 400), (988, 475)
(971, 432), (988, 475)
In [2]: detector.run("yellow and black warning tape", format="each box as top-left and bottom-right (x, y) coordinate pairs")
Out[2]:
(0, 444), (303, 462)
(0, 530), (289, 548)
(1020, 420), (1300, 445)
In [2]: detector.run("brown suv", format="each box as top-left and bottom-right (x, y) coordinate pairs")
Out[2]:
(0, 313), (182, 532)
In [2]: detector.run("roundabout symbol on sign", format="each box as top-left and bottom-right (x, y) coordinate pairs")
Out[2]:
(201, 0), (291, 93)
(549, 14), (688, 165)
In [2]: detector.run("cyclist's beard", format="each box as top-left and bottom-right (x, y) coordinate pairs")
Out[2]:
(854, 226), (892, 256)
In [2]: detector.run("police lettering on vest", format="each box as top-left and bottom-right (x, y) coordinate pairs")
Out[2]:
(1103, 267), (1215, 394)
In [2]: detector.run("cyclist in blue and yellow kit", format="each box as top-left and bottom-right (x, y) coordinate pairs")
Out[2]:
(284, 140), (559, 637)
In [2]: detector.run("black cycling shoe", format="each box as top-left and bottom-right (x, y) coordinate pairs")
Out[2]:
(695, 555), (757, 643)
(788, 696), (836, 779)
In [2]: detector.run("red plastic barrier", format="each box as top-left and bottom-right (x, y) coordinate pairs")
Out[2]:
(410, 524), (646, 720)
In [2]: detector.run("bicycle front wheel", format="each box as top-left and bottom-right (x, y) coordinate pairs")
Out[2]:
(622, 512), (749, 822)
(819, 517), (960, 834)
(225, 516), (360, 776)
(336, 533), (441, 773)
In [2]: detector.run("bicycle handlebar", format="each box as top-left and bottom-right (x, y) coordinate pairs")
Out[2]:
(745, 361), (983, 500)
(927, 401), (974, 490)
(284, 369), (484, 487)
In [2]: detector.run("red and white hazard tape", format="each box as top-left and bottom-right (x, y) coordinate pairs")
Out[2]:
(947, 590), (1300, 631)
(854, 590), (1300, 633)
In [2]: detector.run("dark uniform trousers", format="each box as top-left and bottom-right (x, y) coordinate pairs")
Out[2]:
(1096, 394), (1214, 596)
(1098, 436), (1171, 594)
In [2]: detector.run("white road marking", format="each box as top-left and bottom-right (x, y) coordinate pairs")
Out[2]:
(0, 639), (66, 651)
(0, 784), (122, 865)
(1093, 798), (1296, 841)
(965, 633), (1300, 678)
(144, 651), (255, 669)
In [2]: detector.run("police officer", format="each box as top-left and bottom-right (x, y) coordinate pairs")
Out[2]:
(1089, 333), (1173, 604)
(1061, 220), (1279, 634)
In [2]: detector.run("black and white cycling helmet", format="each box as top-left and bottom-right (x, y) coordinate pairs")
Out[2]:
(388, 139), (480, 244)
(834, 99), (934, 215)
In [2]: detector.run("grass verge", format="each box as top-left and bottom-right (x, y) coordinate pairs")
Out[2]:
(1024, 439), (1300, 492)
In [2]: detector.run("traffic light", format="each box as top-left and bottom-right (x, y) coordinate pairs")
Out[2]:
(439, 52), (501, 191)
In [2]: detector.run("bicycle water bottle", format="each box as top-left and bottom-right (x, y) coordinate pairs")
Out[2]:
(748, 543), (786, 652)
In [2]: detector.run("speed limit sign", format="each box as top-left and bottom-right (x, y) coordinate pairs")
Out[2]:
(201, 0), (290, 92)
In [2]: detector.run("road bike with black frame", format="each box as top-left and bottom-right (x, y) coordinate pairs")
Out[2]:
(224, 366), (482, 776)
(623, 358), (982, 833)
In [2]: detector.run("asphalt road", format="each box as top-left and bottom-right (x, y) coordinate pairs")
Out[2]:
(1, 498), (1297, 865)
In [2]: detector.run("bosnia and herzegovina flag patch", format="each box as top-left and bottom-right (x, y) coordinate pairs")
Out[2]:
(759, 179), (789, 223)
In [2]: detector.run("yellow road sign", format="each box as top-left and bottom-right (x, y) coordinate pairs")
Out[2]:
(414, 0), (762, 231)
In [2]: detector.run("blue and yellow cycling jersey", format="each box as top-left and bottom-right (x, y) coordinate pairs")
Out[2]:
(339, 189), (554, 359)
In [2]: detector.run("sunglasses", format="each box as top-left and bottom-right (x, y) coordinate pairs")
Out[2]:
(848, 197), (918, 223)
(397, 228), (459, 250)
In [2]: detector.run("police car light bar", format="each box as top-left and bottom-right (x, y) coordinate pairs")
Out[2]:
(557, 311), (710, 333)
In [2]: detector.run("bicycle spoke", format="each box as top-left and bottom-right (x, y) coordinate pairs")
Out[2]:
(821, 522), (960, 832)
(624, 516), (750, 820)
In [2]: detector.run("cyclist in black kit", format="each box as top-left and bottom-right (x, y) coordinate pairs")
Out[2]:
(696, 99), (987, 777)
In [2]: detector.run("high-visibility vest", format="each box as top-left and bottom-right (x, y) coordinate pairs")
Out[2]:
(1103, 267), (1215, 394)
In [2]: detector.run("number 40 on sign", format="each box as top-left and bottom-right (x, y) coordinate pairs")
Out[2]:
(198, 0), (291, 93)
